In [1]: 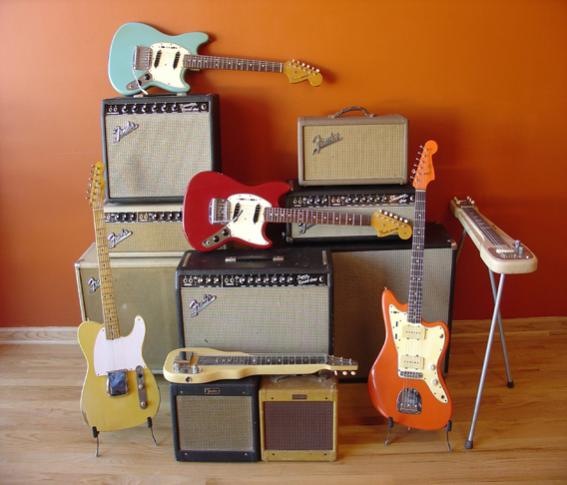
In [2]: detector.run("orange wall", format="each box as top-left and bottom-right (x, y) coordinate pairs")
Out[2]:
(1, 0), (565, 326)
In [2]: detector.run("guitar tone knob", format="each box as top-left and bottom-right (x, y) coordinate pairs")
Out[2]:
(430, 364), (436, 370)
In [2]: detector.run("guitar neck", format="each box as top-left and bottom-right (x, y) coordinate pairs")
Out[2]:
(407, 189), (426, 323)
(184, 54), (283, 73)
(264, 207), (372, 226)
(197, 353), (330, 366)
(92, 205), (121, 339)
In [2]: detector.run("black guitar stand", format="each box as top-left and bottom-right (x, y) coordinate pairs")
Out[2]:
(383, 417), (452, 452)
(91, 418), (158, 457)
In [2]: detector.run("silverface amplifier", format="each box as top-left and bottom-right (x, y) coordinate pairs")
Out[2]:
(285, 184), (415, 242)
(298, 106), (408, 186)
(74, 243), (180, 372)
(104, 203), (190, 256)
(102, 94), (220, 202)
(177, 247), (332, 354)
(329, 223), (456, 380)
(170, 377), (260, 462)
(259, 374), (337, 461)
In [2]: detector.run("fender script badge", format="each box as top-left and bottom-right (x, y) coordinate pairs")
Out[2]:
(312, 132), (343, 155)
(113, 120), (139, 143)
(189, 294), (217, 317)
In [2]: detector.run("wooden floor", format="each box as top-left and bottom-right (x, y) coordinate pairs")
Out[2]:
(1, 317), (567, 484)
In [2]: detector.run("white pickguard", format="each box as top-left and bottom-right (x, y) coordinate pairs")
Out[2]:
(93, 316), (146, 376)
(147, 43), (190, 89)
(389, 305), (448, 403)
(226, 193), (272, 246)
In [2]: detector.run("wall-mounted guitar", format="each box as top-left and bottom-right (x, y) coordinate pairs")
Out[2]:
(108, 22), (323, 95)
(163, 347), (358, 384)
(183, 171), (413, 252)
(77, 162), (160, 455)
(368, 141), (453, 443)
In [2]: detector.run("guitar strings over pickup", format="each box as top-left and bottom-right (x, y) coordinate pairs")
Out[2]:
(209, 198), (230, 224)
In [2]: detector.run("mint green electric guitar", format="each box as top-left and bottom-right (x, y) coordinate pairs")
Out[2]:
(108, 22), (323, 96)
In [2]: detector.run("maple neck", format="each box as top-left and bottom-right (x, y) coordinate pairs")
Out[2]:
(183, 54), (283, 73)
(407, 189), (427, 323)
(264, 207), (372, 226)
(92, 205), (121, 340)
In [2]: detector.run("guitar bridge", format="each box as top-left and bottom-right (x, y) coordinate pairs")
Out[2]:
(133, 46), (152, 70)
(209, 198), (230, 224)
(107, 369), (128, 397)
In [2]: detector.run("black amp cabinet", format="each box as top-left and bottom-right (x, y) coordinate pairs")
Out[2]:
(176, 247), (332, 354)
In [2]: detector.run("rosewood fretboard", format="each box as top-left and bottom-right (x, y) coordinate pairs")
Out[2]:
(264, 207), (372, 226)
(184, 54), (283, 73)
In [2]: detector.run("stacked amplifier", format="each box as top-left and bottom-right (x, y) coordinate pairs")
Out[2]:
(75, 94), (221, 371)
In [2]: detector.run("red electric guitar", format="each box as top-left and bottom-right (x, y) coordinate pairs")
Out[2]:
(183, 171), (413, 252)
(368, 141), (453, 431)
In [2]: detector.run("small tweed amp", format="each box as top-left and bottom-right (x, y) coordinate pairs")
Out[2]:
(285, 184), (415, 242)
(74, 243), (180, 372)
(104, 203), (190, 256)
(102, 94), (220, 202)
(329, 223), (456, 380)
(259, 374), (337, 461)
(298, 106), (408, 186)
(170, 377), (260, 462)
(177, 247), (332, 354)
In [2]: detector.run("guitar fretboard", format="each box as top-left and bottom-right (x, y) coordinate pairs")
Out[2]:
(197, 354), (330, 366)
(264, 207), (372, 226)
(407, 190), (426, 324)
(461, 206), (507, 247)
(184, 54), (283, 73)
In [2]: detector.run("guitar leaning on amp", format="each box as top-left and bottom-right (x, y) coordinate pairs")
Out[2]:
(368, 141), (453, 442)
(77, 162), (160, 454)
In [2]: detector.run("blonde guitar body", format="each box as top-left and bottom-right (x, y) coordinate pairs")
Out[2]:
(78, 317), (160, 432)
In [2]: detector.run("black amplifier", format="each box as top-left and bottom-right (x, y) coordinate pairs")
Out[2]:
(177, 247), (332, 354)
(285, 184), (414, 242)
(102, 94), (220, 203)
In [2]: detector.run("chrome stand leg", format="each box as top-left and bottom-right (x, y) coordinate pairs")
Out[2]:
(465, 273), (506, 449)
(489, 270), (514, 387)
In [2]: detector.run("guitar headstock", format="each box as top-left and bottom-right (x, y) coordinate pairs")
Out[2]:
(327, 355), (358, 377)
(283, 59), (323, 86)
(411, 140), (437, 190)
(370, 210), (413, 240)
(87, 162), (105, 209)
(452, 196), (476, 209)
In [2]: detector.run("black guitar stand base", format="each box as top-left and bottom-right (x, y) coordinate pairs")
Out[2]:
(91, 418), (157, 457)
(147, 417), (158, 446)
(92, 427), (100, 457)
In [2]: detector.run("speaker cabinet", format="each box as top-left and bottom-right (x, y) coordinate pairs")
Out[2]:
(285, 184), (415, 242)
(259, 374), (338, 461)
(170, 377), (259, 462)
(329, 223), (456, 379)
(177, 247), (332, 354)
(104, 203), (191, 256)
(74, 243), (180, 372)
(298, 110), (407, 186)
(102, 94), (220, 202)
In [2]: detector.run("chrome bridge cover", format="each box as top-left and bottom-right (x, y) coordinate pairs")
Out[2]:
(209, 198), (230, 224)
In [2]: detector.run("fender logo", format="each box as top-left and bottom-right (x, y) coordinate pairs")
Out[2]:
(113, 121), (139, 143)
(107, 229), (133, 249)
(189, 294), (217, 317)
(312, 132), (343, 155)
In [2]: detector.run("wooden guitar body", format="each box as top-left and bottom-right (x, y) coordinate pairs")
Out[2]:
(368, 288), (453, 430)
(77, 318), (160, 432)
(183, 171), (290, 251)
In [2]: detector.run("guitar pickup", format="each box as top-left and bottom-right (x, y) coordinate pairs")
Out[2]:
(400, 354), (424, 370)
(402, 325), (426, 340)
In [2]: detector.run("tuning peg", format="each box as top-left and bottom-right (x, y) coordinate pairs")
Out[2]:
(315, 68), (320, 73)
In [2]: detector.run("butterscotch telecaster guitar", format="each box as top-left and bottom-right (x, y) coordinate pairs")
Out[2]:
(109, 22), (323, 95)
(77, 162), (160, 436)
(450, 197), (537, 274)
(368, 141), (453, 431)
(163, 347), (358, 384)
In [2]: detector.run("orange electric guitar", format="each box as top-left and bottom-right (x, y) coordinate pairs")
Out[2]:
(368, 141), (453, 436)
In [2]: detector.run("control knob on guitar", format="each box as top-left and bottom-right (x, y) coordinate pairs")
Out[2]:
(368, 141), (453, 433)
(183, 171), (413, 251)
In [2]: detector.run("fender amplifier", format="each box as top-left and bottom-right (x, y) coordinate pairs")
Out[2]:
(102, 94), (220, 202)
(177, 247), (332, 354)
(171, 377), (260, 462)
(259, 374), (338, 461)
(104, 203), (191, 256)
(285, 184), (415, 242)
(298, 106), (408, 186)
(74, 243), (180, 372)
(330, 223), (456, 380)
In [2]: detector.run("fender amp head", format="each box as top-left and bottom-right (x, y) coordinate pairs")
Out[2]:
(177, 247), (332, 354)
(171, 377), (260, 462)
(259, 374), (338, 461)
(102, 94), (220, 203)
(285, 184), (415, 242)
(74, 243), (180, 372)
(298, 107), (408, 186)
(104, 203), (191, 256)
(329, 223), (456, 380)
